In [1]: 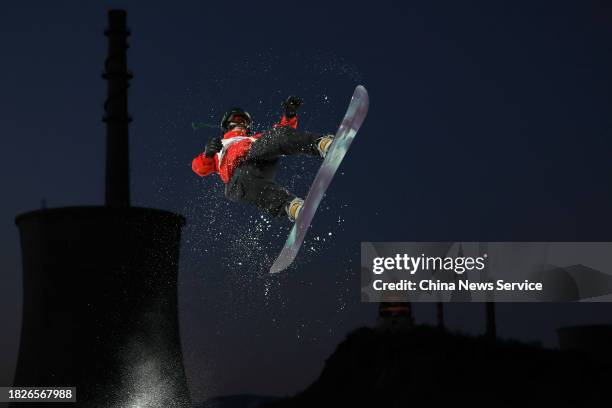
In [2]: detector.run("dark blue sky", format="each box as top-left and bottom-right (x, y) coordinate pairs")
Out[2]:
(2, 0), (612, 402)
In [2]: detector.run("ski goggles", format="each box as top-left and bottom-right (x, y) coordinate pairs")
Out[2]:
(227, 115), (251, 129)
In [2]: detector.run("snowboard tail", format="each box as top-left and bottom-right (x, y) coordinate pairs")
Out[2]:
(270, 85), (369, 274)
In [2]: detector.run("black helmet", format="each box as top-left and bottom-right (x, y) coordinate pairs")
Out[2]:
(220, 107), (252, 131)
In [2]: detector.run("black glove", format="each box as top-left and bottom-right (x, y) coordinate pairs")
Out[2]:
(204, 137), (223, 158)
(281, 96), (303, 118)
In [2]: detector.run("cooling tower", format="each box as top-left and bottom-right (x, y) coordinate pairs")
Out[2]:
(13, 207), (190, 407)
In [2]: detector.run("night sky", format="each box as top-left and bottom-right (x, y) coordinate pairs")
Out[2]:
(2, 0), (612, 403)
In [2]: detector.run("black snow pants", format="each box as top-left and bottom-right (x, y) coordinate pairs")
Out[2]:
(225, 125), (322, 217)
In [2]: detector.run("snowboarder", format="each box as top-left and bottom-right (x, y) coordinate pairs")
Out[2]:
(192, 96), (335, 221)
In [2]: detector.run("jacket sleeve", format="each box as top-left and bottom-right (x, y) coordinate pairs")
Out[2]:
(192, 153), (217, 177)
(273, 115), (298, 129)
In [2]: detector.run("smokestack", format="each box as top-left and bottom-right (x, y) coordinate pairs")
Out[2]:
(436, 302), (444, 329)
(479, 242), (496, 340)
(103, 10), (132, 207)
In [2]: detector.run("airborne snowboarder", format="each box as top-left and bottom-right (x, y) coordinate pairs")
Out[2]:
(192, 96), (335, 221)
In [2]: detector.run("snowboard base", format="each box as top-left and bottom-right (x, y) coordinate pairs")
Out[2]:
(269, 85), (369, 274)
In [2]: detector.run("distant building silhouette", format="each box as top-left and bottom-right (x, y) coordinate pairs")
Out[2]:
(12, 10), (191, 408)
(377, 302), (413, 331)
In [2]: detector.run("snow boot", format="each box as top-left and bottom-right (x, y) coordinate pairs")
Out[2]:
(286, 197), (304, 222)
(316, 135), (335, 158)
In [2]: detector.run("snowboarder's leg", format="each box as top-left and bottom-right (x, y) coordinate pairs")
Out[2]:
(247, 126), (328, 161)
(225, 166), (298, 218)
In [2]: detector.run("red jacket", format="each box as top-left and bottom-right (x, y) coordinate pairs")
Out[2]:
(192, 115), (298, 183)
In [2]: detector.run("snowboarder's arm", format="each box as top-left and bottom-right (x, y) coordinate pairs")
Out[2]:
(273, 115), (298, 129)
(192, 137), (222, 176)
(192, 153), (217, 177)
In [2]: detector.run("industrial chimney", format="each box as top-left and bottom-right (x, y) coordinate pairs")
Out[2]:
(12, 10), (191, 407)
(103, 9), (132, 207)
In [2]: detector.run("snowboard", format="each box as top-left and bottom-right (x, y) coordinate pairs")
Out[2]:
(269, 85), (369, 274)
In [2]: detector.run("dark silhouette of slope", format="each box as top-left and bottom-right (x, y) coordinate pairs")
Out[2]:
(264, 325), (608, 407)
